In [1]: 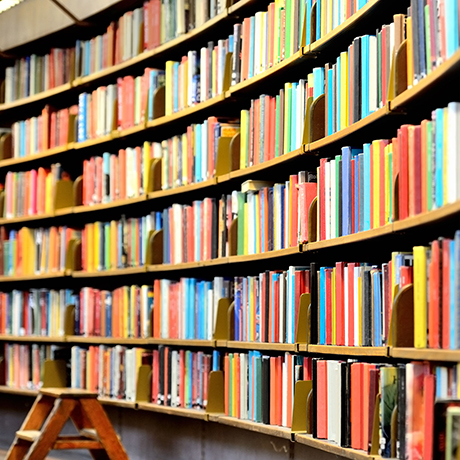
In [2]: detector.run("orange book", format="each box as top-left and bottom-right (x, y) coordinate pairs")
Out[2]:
(316, 360), (328, 439)
(224, 354), (230, 415)
(361, 363), (376, 451)
(286, 354), (293, 428)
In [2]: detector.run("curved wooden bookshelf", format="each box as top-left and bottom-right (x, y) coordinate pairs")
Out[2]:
(228, 247), (300, 264)
(0, 213), (55, 226)
(0, 335), (65, 343)
(295, 434), (372, 460)
(148, 338), (215, 347)
(67, 336), (150, 346)
(0, 386), (38, 397)
(390, 347), (460, 362)
(225, 341), (296, 352)
(72, 195), (148, 215)
(0, 271), (67, 283)
(137, 402), (208, 420)
(149, 178), (218, 200)
(72, 267), (147, 278)
(97, 397), (136, 409)
(0, 144), (72, 171)
(306, 345), (388, 357)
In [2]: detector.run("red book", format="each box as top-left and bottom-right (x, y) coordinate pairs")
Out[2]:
(379, 140), (389, 226)
(400, 266), (413, 287)
(423, 373), (435, 460)
(391, 136), (399, 221)
(348, 263), (356, 345)
(369, 142), (374, 228)
(398, 125), (410, 220)
(442, 238), (452, 348)
(290, 174), (299, 247)
(316, 360), (328, 439)
(350, 362), (363, 449)
(224, 354), (229, 415)
(151, 0), (161, 48)
(270, 357), (276, 424)
(274, 275), (280, 343)
(361, 363), (376, 451)
(335, 262), (345, 346)
(413, 125), (422, 215)
(286, 355), (293, 428)
(325, 268), (333, 344)
(428, 239), (441, 348)
(298, 182), (317, 243)
(241, 18), (250, 81)
(421, 120), (428, 213)
(351, 158), (356, 233)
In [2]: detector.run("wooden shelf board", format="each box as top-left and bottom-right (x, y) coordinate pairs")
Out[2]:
(0, 144), (70, 169)
(147, 95), (226, 129)
(149, 178), (217, 200)
(308, 345), (388, 357)
(305, 224), (393, 251)
(298, 344), (308, 352)
(137, 402), (208, 420)
(229, 51), (306, 97)
(117, 124), (146, 139)
(390, 48), (460, 111)
(148, 338), (216, 347)
(74, 134), (114, 150)
(307, 105), (389, 153)
(72, 267), (147, 278)
(98, 397), (136, 409)
(295, 434), (372, 460)
(73, 195), (148, 214)
(220, 147), (305, 183)
(390, 347), (460, 362)
(0, 385), (38, 397)
(55, 207), (73, 216)
(226, 341), (296, 352)
(0, 212), (55, 225)
(216, 339), (227, 347)
(213, 416), (292, 439)
(0, 271), (67, 282)
(228, 247), (300, 264)
(392, 200), (460, 232)
(309, 0), (381, 54)
(228, 0), (257, 15)
(66, 336), (149, 345)
(0, 335), (65, 343)
(0, 83), (72, 113)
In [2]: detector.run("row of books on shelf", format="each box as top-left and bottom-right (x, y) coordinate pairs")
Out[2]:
(0, 226), (79, 276)
(4, 344), (460, 460)
(2, 0), (374, 104)
(2, 0), (226, 103)
(3, 164), (69, 218)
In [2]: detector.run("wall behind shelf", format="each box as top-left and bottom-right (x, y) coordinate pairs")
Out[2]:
(0, 394), (343, 460)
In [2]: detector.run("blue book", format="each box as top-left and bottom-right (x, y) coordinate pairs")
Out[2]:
(313, 67), (325, 100)
(446, 0), (460, 58)
(363, 144), (371, 230)
(327, 68), (334, 135)
(305, 0), (312, 46)
(450, 239), (456, 348)
(435, 107), (445, 208)
(358, 0), (367, 8)
(75, 40), (81, 77)
(234, 282), (241, 340)
(85, 41), (91, 76)
(280, 184), (285, 248)
(355, 153), (360, 232)
(105, 292), (112, 337)
(102, 152), (110, 203)
(319, 267), (326, 344)
(212, 350), (220, 371)
(455, 231), (460, 348)
(361, 35), (370, 119)
(173, 62), (180, 112)
(155, 211), (162, 231)
(20, 122), (25, 157)
(249, 16), (255, 79)
(255, 354), (262, 422)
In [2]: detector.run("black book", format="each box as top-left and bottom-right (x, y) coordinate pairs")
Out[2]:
(167, 347), (172, 406)
(352, 37), (361, 124)
(261, 356), (270, 424)
(231, 23), (242, 86)
(158, 345), (165, 405)
(268, 187), (274, 252)
(361, 267), (372, 346)
(310, 262), (318, 344)
(340, 361), (350, 447)
(312, 358), (318, 438)
(397, 364), (406, 459)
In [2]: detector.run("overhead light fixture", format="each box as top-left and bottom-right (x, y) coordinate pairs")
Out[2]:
(0, 0), (24, 14)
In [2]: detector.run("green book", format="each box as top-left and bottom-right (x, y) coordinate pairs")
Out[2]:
(427, 120), (433, 211)
(424, 5), (432, 74)
(285, 0), (292, 59)
(105, 223), (110, 270)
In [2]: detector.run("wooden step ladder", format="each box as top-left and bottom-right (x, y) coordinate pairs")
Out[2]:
(5, 388), (129, 460)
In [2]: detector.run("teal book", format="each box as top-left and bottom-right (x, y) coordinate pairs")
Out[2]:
(363, 143), (371, 231)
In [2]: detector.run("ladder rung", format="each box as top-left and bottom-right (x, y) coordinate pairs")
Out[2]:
(53, 437), (103, 450)
(15, 430), (41, 442)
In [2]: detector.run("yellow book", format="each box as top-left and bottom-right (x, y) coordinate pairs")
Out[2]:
(110, 220), (117, 269)
(143, 141), (150, 192)
(321, 0), (327, 38)
(457, 364), (460, 399)
(372, 140), (380, 229)
(130, 285), (136, 338)
(165, 61), (175, 116)
(413, 246), (428, 348)
(358, 274), (362, 346)
(244, 202), (248, 254)
(332, 268), (336, 345)
(340, 52), (349, 129)
(407, 17), (414, 87)
(384, 144), (391, 224)
(328, 0), (333, 34)
(172, 135), (178, 187)
(86, 224), (94, 272)
(182, 133), (188, 185)
(21, 227), (35, 275)
(240, 110), (249, 169)
(45, 173), (53, 214)
(94, 223), (101, 272)
(307, 73), (313, 95)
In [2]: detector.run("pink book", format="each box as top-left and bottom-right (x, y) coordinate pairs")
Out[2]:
(29, 169), (37, 215)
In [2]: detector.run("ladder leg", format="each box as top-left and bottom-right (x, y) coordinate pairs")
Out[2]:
(80, 399), (129, 460)
(25, 398), (76, 460)
(5, 394), (56, 460)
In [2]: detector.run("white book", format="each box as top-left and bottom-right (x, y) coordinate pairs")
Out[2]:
(279, 272), (286, 343)
(171, 350), (178, 406)
(71, 346), (78, 388)
(254, 12), (262, 76)
(344, 267), (349, 346)
(282, 358), (287, 426)
(447, 102), (460, 202)
(207, 287), (214, 339)
(354, 266), (360, 346)
(261, 12), (267, 72)
(285, 180), (290, 248)
(202, 120), (208, 180)
(5, 67), (13, 103)
(325, 162), (331, 239)
(368, 36), (378, 113)
(125, 349), (133, 401)
(113, 346), (121, 398)
(330, 159), (336, 239)
(327, 360), (335, 441)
